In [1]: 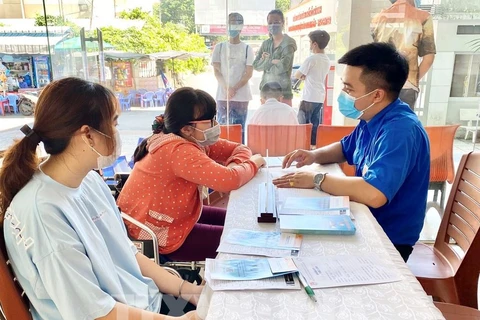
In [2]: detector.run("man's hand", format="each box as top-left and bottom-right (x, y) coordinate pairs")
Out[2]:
(227, 87), (237, 99)
(282, 149), (316, 168)
(272, 172), (316, 189)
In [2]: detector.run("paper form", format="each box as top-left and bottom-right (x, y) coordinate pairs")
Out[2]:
(206, 273), (301, 291)
(224, 229), (303, 250)
(216, 242), (300, 257)
(206, 258), (297, 281)
(293, 254), (402, 289)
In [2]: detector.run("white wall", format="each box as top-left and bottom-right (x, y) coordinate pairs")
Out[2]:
(425, 19), (480, 127)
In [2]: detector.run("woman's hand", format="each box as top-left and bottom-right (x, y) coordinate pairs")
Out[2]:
(282, 149), (315, 169)
(180, 282), (204, 306)
(272, 172), (316, 189)
(180, 310), (200, 320)
(250, 154), (266, 169)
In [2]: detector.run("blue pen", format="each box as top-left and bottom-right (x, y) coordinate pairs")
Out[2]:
(298, 272), (317, 303)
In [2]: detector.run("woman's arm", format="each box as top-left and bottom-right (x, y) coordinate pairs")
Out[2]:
(171, 143), (258, 192)
(136, 253), (203, 306)
(207, 139), (252, 165)
(269, 46), (295, 75)
(97, 303), (196, 320)
(252, 42), (269, 71)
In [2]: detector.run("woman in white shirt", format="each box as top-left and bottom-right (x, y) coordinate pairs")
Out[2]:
(0, 77), (202, 320)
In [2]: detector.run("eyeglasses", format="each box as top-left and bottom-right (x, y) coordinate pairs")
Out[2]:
(189, 119), (218, 127)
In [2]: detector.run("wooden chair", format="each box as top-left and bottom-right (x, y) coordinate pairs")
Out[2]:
(434, 302), (480, 320)
(0, 229), (32, 320)
(407, 152), (480, 309)
(247, 124), (312, 156)
(220, 124), (242, 144)
(424, 125), (460, 214)
(316, 125), (356, 176)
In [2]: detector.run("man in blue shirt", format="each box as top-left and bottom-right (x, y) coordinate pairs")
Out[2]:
(273, 42), (430, 262)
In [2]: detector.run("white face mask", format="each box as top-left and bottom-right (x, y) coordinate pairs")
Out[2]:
(192, 123), (221, 146)
(84, 128), (122, 169)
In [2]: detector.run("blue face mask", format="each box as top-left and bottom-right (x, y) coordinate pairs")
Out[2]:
(228, 29), (241, 38)
(337, 90), (377, 119)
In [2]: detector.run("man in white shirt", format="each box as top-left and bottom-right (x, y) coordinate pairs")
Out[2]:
(295, 30), (331, 147)
(212, 12), (254, 143)
(249, 81), (298, 125)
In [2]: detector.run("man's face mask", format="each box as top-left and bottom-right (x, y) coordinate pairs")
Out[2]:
(228, 24), (243, 38)
(337, 90), (377, 119)
(83, 127), (122, 169)
(190, 119), (221, 146)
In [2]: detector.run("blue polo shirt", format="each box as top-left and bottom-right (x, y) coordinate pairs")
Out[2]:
(341, 99), (430, 246)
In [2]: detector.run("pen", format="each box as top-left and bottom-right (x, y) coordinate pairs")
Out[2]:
(298, 272), (317, 303)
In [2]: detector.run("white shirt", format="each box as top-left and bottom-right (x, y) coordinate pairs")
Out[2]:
(298, 53), (331, 103)
(248, 98), (299, 125)
(4, 170), (162, 320)
(211, 41), (254, 102)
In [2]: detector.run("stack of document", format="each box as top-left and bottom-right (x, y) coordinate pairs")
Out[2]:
(205, 254), (401, 291)
(205, 258), (301, 291)
(217, 229), (303, 257)
(278, 196), (356, 235)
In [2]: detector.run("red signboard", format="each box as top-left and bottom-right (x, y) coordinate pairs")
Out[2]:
(201, 25), (269, 36)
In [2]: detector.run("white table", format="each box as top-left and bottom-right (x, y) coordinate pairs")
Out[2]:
(197, 164), (444, 320)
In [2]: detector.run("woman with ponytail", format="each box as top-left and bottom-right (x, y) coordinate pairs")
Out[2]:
(117, 87), (265, 262)
(0, 78), (202, 320)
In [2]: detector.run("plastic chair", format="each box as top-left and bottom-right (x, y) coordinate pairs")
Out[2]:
(434, 302), (480, 320)
(0, 229), (33, 320)
(0, 95), (8, 116)
(407, 152), (480, 309)
(141, 91), (155, 108)
(154, 89), (166, 107)
(247, 124), (312, 156)
(119, 94), (133, 111)
(6, 95), (18, 114)
(424, 125), (460, 215)
(220, 124), (242, 144)
(316, 125), (356, 177)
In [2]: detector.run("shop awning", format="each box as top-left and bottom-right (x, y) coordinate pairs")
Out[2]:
(54, 37), (115, 51)
(104, 51), (148, 60)
(0, 27), (72, 55)
(147, 51), (210, 60)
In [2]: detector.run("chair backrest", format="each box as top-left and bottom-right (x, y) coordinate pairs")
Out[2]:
(7, 95), (18, 104)
(424, 125), (459, 184)
(220, 124), (242, 144)
(143, 92), (155, 100)
(316, 125), (356, 176)
(0, 229), (32, 320)
(247, 124), (312, 156)
(435, 152), (480, 307)
(459, 109), (479, 126)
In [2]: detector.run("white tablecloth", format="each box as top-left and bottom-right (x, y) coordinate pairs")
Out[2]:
(196, 164), (444, 320)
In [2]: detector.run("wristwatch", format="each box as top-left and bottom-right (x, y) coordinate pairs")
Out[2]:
(313, 173), (327, 191)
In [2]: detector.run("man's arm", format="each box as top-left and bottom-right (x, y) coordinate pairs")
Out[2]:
(313, 142), (347, 165)
(212, 62), (227, 90)
(418, 54), (435, 81)
(320, 175), (387, 208)
(294, 69), (305, 80)
(232, 65), (253, 92)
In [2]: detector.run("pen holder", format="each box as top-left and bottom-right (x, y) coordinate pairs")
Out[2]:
(257, 182), (277, 223)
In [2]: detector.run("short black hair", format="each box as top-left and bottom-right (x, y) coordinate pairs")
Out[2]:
(309, 30), (330, 49)
(338, 42), (408, 99)
(261, 81), (283, 99)
(229, 12), (244, 24)
(267, 9), (284, 23)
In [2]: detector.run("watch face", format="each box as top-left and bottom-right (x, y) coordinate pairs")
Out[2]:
(314, 173), (324, 186)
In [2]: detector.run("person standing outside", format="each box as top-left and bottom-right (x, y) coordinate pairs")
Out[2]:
(253, 9), (297, 107)
(294, 30), (331, 147)
(212, 12), (254, 143)
(371, 0), (436, 110)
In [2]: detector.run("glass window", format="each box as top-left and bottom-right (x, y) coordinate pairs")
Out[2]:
(450, 54), (480, 97)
